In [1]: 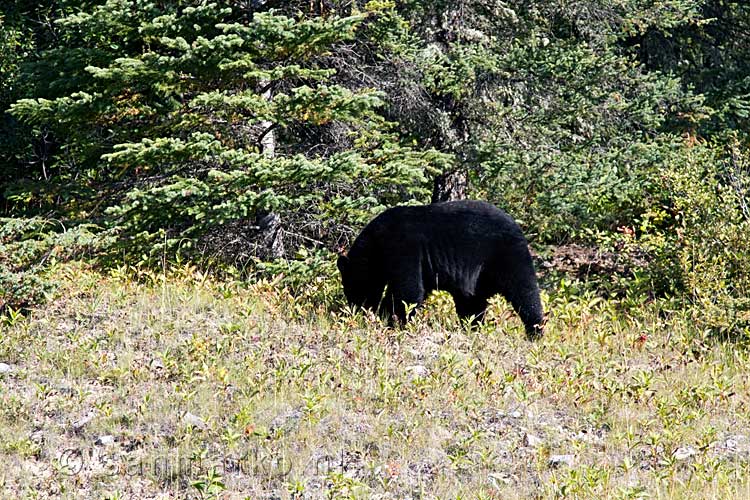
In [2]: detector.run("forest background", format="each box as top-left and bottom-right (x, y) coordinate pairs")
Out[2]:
(1, 0), (749, 325)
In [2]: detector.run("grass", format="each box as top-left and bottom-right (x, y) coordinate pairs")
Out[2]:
(1, 262), (749, 499)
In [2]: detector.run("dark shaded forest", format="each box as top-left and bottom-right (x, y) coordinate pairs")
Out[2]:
(1, 0), (749, 333)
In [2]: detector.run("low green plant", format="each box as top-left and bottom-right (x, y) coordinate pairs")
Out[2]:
(0, 217), (104, 310)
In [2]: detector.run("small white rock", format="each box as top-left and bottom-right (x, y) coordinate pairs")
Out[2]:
(183, 412), (207, 430)
(488, 472), (513, 486)
(523, 433), (544, 448)
(95, 435), (115, 446)
(72, 411), (96, 431)
(725, 434), (746, 451)
(673, 446), (697, 461)
(575, 430), (605, 445)
(406, 365), (429, 379)
(30, 430), (45, 444)
(0, 362), (13, 374)
(549, 454), (575, 468)
(510, 410), (522, 419)
(270, 409), (302, 433)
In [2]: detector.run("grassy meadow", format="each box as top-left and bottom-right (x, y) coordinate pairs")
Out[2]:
(1, 263), (749, 499)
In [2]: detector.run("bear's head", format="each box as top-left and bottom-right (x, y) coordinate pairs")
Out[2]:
(337, 254), (375, 308)
(337, 254), (360, 304)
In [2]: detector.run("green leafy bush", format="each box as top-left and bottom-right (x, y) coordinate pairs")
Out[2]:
(0, 217), (103, 310)
(664, 142), (750, 337)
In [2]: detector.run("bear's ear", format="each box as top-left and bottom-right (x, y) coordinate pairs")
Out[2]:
(336, 254), (349, 273)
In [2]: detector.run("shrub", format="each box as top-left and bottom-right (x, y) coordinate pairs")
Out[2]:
(0, 217), (103, 310)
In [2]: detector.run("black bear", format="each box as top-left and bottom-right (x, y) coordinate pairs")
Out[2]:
(337, 200), (544, 338)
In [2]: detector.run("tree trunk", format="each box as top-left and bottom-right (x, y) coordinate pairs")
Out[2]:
(431, 169), (467, 202)
(429, 2), (473, 204)
(431, 96), (470, 203)
(255, 81), (285, 259)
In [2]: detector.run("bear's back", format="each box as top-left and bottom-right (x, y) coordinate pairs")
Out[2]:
(348, 200), (525, 264)
(374, 200), (523, 239)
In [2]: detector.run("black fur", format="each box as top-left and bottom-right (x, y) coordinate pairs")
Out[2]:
(337, 200), (544, 338)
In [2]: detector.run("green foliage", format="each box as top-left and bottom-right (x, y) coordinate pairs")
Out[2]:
(1, 0), (749, 313)
(404, 0), (708, 241)
(5, 1), (446, 266)
(623, 1), (750, 135)
(0, 217), (104, 310)
(391, 0), (749, 319)
(659, 141), (750, 336)
(254, 246), (341, 305)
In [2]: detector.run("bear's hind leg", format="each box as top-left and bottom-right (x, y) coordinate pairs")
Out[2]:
(503, 285), (544, 339)
(490, 243), (545, 339)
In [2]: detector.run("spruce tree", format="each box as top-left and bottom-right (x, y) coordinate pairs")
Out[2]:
(8, 1), (447, 263)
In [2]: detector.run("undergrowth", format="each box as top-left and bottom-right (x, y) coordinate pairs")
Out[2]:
(1, 263), (749, 499)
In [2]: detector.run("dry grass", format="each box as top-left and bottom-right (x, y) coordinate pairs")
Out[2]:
(1, 262), (749, 499)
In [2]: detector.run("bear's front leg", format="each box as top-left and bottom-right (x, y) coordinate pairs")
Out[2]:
(452, 294), (488, 327)
(380, 279), (425, 326)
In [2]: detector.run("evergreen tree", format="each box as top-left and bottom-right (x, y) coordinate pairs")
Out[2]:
(2, 0), (748, 315)
(7, 1), (447, 263)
